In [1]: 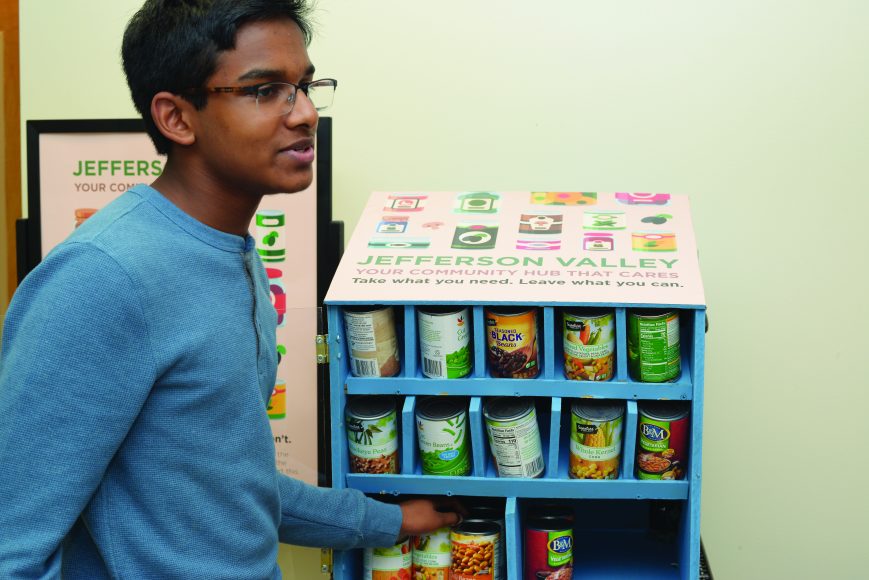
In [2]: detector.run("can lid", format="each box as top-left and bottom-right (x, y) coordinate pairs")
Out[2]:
(571, 399), (624, 422)
(526, 516), (573, 532)
(563, 308), (613, 320)
(417, 305), (467, 316)
(343, 305), (392, 315)
(345, 395), (396, 420)
(532, 503), (575, 521)
(416, 396), (467, 421)
(630, 309), (678, 319)
(466, 505), (504, 521)
(452, 519), (500, 536)
(483, 397), (535, 422)
(485, 306), (536, 317)
(638, 400), (690, 421)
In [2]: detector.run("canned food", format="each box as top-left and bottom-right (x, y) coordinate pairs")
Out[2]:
(345, 396), (399, 474)
(465, 508), (506, 580)
(627, 310), (681, 383)
(637, 401), (690, 480)
(266, 380), (286, 420)
(569, 400), (624, 479)
(412, 526), (451, 580)
(417, 306), (472, 379)
(524, 517), (573, 580)
(485, 307), (539, 378)
(344, 306), (401, 378)
(362, 536), (411, 580)
(483, 398), (545, 478)
(450, 520), (500, 579)
(255, 210), (286, 262)
(415, 396), (471, 476)
(563, 310), (615, 381)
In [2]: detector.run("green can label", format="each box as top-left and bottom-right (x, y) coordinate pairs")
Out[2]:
(416, 411), (471, 476)
(628, 312), (681, 382)
(563, 311), (615, 381)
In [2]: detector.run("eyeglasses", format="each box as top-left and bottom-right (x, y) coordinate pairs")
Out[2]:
(196, 78), (337, 116)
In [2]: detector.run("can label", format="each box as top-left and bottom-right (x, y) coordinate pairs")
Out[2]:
(637, 411), (689, 480)
(583, 210), (626, 230)
(485, 310), (539, 378)
(344, 307), (400, 377)
(628, 312), (681, 382)
(485, 408), (544, 478)
(569, 412), (623, 479)
(418, 309), (472, 379)
(455, 192), (500, 214)
(255, 210), (286, 262)
(346, 409), (399, 474)
(524, 527), (573, 579)
(412, 527), (452, 578)
(363, 538), (412, 580)
(451, 221), (499, 249)
(266, 380), (286, 420)
(563, 311), (615, 381)
(450, 531), (499, 579)
(518, 212), (564, 234)
(416, 410), (471, 476)
(632, 232), (677, 252)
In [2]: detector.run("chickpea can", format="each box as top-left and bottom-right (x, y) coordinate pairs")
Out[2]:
(450, 520), (500, 580)
(363, 536), (412, 580)
(343, 305), (400, 378)
(418, 306), (472, 379)
(563, 310), (615, 381)
(415, 396), (471, 476)
(637, 401), (690, 480)
(627, 310), (681, 382)
(345, 396), (399, 474)
(483, 397), (545, 479)
(412, 526), (452, 580)
(569, 400), (624, 480)
(524, 517), (573, 580)
(485, 307), (539, 378)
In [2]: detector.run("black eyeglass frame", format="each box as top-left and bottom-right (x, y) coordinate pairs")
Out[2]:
(188, 78), (338, 111)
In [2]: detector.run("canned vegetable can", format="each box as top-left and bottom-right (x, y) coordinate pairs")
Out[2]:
(417, 306), (472, 379)
(569, 400), (624, 480)
(485, 307), (539, 379)
(483, 397), (545, 478)
(362, 536), (411, 580)
(412, 526), (452, 579)
(343, 305), (400, 378)
(563, 309), (615, 381)
(627, 310), (681, 382)
(415, 396), (471, 476)
(345, 396), (399, 474)
(636, 401), (690, 480)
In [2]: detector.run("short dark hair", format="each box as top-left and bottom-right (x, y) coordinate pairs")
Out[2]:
(122, 0), (313, 155)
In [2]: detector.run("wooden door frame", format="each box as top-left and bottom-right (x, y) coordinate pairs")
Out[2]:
(1, 0), (21, 306)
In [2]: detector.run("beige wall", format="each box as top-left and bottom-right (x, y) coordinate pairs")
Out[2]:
(20, 1), (869, 578)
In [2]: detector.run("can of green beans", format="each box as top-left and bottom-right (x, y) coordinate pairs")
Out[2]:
(415, 396), (471, 476)
(627, 310), (681, 382)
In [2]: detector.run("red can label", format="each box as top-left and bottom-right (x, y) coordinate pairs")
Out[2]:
(637, 410), (689, 480)
(524, 527), (573, 579)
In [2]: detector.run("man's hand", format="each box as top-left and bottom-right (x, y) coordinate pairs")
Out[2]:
(398, 497), (466, 537)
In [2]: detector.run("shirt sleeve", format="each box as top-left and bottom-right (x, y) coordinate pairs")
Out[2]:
(0, 242), (157, 579)
(276, 473), (402, 550)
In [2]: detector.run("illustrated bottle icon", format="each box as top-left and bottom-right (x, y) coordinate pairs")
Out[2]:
(256, 210), (286, 262)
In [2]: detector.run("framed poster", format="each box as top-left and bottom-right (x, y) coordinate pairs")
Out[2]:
(21, 118), (340, 486)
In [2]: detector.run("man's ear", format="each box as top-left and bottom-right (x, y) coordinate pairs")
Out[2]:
(150, 91), (197, 147)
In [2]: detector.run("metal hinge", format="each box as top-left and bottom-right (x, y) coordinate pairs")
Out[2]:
(316, 334), (329, 364)
(320, 548), (333, 575)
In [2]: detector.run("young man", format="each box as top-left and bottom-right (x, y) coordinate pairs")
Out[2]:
(0, 1), (459, 578)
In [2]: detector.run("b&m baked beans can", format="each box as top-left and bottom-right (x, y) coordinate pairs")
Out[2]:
(417, 306), (472, 379)
(485, 307), (539, 378)
(343, 305), (400, 378)
(637, 401), (690, 480)
(524, 517), (573, 580)
(450, 520), (501, 580)
(627, 310), (681, 383)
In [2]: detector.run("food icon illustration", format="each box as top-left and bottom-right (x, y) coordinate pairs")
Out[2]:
(583, 211), (626, 230)
(519, 212), (563, 234)
(530, 191), (597, 206)
(266, 267), (286, 327)
(632, 232), (677, 252)
(454, 191), (500, 214)
(368, 237), (431, 249)
(615, 192), (670, 205)
(376, 215), (409, 233)
(583, 232), (614, 251)
(451, 222), (498, 250)
(255, 210), (285, 262)
(641, 213), (673, 225)
(516, 238), (561, 251)
(384, 194), (427, 212)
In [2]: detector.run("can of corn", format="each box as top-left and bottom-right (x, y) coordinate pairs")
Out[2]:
(345, 396), (399, 474)
(483, 397), (544, 478)
(485, 307), (539, 378)
(417, 306), (472, 379)
(627, 310), (681, 383)
(343, 305), (400, 378)
(637, 401), (690, 480)
(563, 309), (615, 381)
(415, 396), (471, 476)
(450, 520), (501, 580)
(569, 400), (624, 480)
